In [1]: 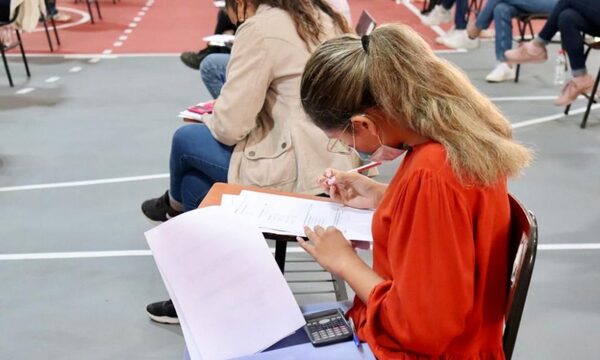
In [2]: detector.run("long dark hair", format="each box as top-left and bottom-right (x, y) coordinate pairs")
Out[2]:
(225, 0), (351, 48)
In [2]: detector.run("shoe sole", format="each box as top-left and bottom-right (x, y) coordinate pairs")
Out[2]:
(147, 310), (180, 325)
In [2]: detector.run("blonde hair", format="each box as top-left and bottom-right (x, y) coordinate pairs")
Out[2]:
(301, 24), (532, 185)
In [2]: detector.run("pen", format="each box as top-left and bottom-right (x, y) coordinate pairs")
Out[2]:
(324, 161), (381, 186)
(348, 318), (362, 348)
(349, 161), (382, 173)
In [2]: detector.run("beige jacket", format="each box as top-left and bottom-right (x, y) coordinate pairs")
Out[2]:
(203, 5), (359, 195)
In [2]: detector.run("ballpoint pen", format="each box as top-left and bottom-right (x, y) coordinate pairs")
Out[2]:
(324, 161), (382, 185)
(348, 318), (362, 348)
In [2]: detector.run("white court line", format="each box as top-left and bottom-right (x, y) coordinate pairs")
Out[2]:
(88, 58), (100, 63)
(0, 244), (597, 261)
(491, 96), (558, 102)
(119, 35), (128, 41)
(0, 174), (169, 192)
(133, 17), (142, 22)
(124, 28), (133, 34)
(45, 76), (60, 83)
(15, 88), (35, 95)
(512, 104), (600, 129)
(68, 66), (82, 73)
(129, 22), (138, 28)
(102, 49), (113, 55)
(114, 41), (123, 47)
(401, 0), (446, 37)
(31, 7), (90, 32)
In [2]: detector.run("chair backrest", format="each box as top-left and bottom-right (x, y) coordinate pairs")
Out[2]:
(503, 194), (538, 360)
(0, 0), (11, 23)
(355, 10), (376, 36)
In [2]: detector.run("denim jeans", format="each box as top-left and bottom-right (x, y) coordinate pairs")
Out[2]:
(169, 124), (234, 211)
(537, 0), (600, 74)
(46, 0), (57, 16)
(200, 53), (230, 99)
(475, 0), (557, 61)
(442, 0), (469, 30)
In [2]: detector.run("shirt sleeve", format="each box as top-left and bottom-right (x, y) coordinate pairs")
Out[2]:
(202, 21), (273, 146)
(359, 170), (475, 356)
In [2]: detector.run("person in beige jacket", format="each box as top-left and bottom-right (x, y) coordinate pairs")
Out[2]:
(143, 0), (358, 324)
(142, 0), (358, 222)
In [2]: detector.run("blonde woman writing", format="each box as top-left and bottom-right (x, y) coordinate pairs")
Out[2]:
(298, 25), (532, 359)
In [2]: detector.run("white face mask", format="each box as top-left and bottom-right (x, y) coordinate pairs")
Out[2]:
(368, 143), (410, 162)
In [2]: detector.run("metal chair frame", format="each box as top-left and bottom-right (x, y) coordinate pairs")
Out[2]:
(564, 39), (600, 129)
(0, 6), (31, 87)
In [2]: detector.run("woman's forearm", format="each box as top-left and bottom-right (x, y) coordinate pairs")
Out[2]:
(340, 255), (384, 304)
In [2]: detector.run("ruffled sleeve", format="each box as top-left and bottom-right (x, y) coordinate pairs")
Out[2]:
(351, 169), (476, 357)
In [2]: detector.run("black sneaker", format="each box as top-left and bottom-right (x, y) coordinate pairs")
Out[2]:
(146, 299), (179, 324)
(141, 190), (182, 222)
(180, 51), (202, 70)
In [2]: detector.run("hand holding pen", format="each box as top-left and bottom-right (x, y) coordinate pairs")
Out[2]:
(317, 162), (383, 210)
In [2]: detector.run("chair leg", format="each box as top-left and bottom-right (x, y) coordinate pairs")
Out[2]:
(331, 273), (348, 301)
(0, 44), (14, 87)
(580, 67), (600, 129)
(94, 0), (103, 20)
(274, 241), (287, 274)
(86, 0), (95, 24)
(16, 30), (30, 77)
(514, 21), (527, 83)
(50, 15), (60, 45)
(41, 18), (54, 52)
(564, 104), (571, 115)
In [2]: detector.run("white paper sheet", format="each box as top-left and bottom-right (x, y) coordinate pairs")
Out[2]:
(146, 206), (305, 360)
(220, 191), (374, 242)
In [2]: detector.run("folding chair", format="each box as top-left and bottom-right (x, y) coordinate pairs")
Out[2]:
(40, 0), (60, 52)
(513, 13), (554, 83)
(503, 194), (538, 360)
(0, 4), (31, 87)
(74, 0), (102, 24)
(267, 234), (348, 302)
(355, 10), (376, 37)
(564, 39), (600, 129)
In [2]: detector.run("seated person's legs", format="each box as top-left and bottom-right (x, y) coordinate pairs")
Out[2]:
(200, 53), (231, 99)
(142, 123), (233, 222)
(422, 0), (454, 26)
(505, 0), (600, 105)
(437, 0), (479, 49)
(45, 0), (71, 22)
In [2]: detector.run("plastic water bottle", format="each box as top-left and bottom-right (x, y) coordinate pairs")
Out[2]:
(554, 49), (566, 86)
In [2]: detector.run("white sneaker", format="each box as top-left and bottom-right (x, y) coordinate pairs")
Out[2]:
(421, 5), (451, 26)
(435, 29), (456, 45)
(485, 63), (516, 83)
(441, 30), (480, 50)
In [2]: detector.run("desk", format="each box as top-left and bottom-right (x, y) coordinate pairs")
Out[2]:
(199, 183), (333, 273)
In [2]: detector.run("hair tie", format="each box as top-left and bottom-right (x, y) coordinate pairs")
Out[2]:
(361, 35), (370, 53)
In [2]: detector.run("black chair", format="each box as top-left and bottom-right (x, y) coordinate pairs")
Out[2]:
(74, 0), (102, 24)
(355, 10), (376, 36)
(564, 39), (600, 129)
(0, 5), (31, 87)
(514, 13), (556, 83)
(40, 0), (61, 52)
(503, 194), (538, 360)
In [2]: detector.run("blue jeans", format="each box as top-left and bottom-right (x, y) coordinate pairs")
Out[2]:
(46, 0), (57, 16)
(538, 0), (600, 74)
(442, 0), (469, 30)
(169, 124), (233, 211)
(200, 53), (230, 99)
(475, 0), (557, 62)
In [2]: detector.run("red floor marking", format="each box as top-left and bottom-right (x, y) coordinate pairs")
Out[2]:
(11, 0), (544, 55)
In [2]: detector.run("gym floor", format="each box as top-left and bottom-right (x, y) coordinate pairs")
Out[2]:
(1, 0), (599, 359)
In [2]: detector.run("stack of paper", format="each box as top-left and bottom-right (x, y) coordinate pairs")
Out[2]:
(220, 191), (374, 242)
(146, 207), (305, 360)
(202, 34), (235, 47)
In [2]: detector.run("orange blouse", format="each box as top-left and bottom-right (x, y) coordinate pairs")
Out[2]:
(348, 142), (509, 359)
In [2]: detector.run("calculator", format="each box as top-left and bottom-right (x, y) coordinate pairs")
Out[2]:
(303, 308), (353, 347)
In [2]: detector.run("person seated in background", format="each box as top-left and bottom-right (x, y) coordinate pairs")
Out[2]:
(197, 0), (352, 99)
(45, 0), (70, 22)
(141, 0), (358, 324)
(505, 0), (600, 106)
(454, 0), (558, 82)
(179, 7), (236, 71)
(421, 0), (475, 48)
(298, 24), (532, 359)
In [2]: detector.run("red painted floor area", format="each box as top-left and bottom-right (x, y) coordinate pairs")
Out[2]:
(13, 0), (542, 55)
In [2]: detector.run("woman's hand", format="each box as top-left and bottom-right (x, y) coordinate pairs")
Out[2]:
(318, 168), (386, 209)
(297, 225), (361, 277)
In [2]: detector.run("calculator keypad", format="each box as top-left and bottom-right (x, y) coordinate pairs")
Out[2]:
(305, 313), (352, 346)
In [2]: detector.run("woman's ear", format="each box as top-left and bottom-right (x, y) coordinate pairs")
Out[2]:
(350, 114), (379, 137)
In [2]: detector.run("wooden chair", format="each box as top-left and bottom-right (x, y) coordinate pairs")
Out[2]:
(503, 194), (538, 359)
(564, 39), (600, 129)
(0, 5), (31, 87)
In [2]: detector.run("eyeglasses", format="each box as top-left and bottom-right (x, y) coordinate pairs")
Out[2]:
(326, 122), (355, 155)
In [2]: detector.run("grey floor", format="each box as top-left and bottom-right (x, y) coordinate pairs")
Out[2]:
(1, 39), (599, 360)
